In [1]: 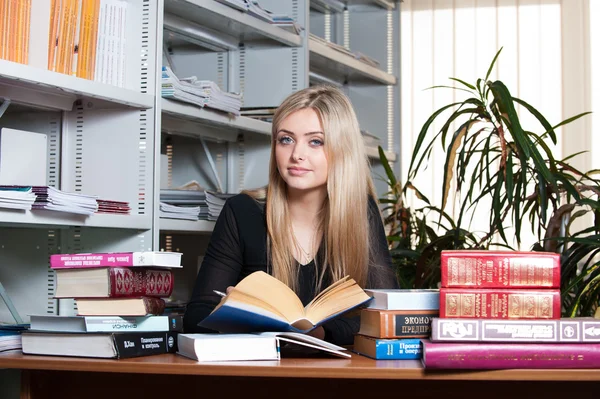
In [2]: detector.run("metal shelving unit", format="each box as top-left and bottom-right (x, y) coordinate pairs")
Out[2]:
(0, 211), (151, 230)
(159, 218), (215, 234)
(0, 59), (154, 111)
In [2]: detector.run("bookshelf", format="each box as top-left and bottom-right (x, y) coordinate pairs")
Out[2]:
(0, 0), (400, 363)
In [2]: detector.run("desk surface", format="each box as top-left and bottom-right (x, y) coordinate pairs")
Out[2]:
(1, 352), (600, 381)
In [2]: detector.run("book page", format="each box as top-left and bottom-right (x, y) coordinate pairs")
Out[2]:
(304, 279), (371, 323)
(232, 271), (305, 323)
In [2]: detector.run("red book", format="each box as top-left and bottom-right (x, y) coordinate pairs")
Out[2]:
(55, 267), (174, 298)
(439, 288), (561, 319)
(422, 339), (600, 369)
(441, 250), (560, 288)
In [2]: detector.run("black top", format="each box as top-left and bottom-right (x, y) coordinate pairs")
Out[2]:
(183, 193), (399, 345)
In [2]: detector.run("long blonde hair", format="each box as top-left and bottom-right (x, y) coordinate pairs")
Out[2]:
(253, 85), (377, 293)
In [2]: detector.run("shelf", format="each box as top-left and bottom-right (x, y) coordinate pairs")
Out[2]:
(366, 146), (396, 162)
(0, 59), (154, 111)
(311, 0), (396, 13)
(159, 218), (215, 234)
(308, 38), (397, 85)
(0, 209), (151, 230)
(164, 0), (303, 48)
(161, 98), (272, 142)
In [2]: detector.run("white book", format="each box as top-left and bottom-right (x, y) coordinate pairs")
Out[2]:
(364, 289), (440, 310)
(29, 314), (182, 333)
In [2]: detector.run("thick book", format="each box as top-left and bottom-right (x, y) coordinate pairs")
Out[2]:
(177, 332), (350, 362)
(21, 331), (178, 359)
(430, 317), (600, 343)
(358, 309), (438, 339)
(353, 335), (422, 360)
(50, 251), (182, 269)
(199, 271), (372, 334)
(422, 339), (600, 369)
(29, 314), (183, 333)
(364, 289), (439, 310)
(54, 267), (174, 298)
(441, 249), (560, 288)
(75, 297), (166, 316)
(439, 287), (560, 319)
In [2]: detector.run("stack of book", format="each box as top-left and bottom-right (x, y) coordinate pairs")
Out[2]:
(159, 189), (209, 221)
(422, 249), (600, 369)
(205, 190), (235, 221)
(351, 289), (439, 360)
(95, 198), (130, 215)
(161, 66), (243, 115)
(31, 186), (98, 215)
(21, 251), (184, 359)
(216, 0), (303, 34)
(0, 186), (37, 210)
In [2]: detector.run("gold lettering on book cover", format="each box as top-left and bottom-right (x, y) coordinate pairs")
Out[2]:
(446, 294), (459, 316)
(449, 259), (459, 285)
(508, 294), (522, 318)
(460, 293), (476, 317)
(539, 295), (553, 318)
(509, 257), (554, 286)
(524, 295), (536, 317)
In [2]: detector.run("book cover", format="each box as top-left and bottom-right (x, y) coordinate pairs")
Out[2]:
(353, 335), (422, 360)
(29, 314), (183, 333)
(441, 249), (560, 288)
(422, 339), (600, 369)
(50, 251), (182, 269)
(358, 309), (438, 338)
(439, 288), (560, 319)
(430, 317), (600, 343)
(75, 297), (166, 316)
(364, 289), (439, 310)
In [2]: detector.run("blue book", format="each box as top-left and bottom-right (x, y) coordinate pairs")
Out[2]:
(353, 335), (423, 360)
(199, 271), (372, 334)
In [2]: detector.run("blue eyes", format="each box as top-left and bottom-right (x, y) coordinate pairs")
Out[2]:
(277, 136), (324, 147)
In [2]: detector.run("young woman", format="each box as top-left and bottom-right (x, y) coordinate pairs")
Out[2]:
(183, 85), (398, 345)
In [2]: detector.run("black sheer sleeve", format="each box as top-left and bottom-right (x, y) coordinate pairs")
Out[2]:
(183, 199), (244, 333)
(321, 196), (398, 345)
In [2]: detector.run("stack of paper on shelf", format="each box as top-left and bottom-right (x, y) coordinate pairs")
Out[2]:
(215, 0), (303, 34)
(205, 190), (235, 221)
(240, 107), (277, 122)
(31, 186), (98, 215)
(160, 189), (209, 220)
(20, 251), (185, 359)
(161, 66), (243, 115)
(0, 186), (37, 210)
(159, 202), (201, 221)
(96, 199), (131, 215)
(310, 34), (381, 68)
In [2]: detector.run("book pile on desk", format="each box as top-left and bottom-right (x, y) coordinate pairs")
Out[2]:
(352, 289), (439, 360)
(421, 249), (600, 369)
(20, 251), (184, 359)
(161, 66), (243, 115)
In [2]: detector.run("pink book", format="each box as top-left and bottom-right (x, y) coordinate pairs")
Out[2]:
(50, 251), (182, 269)
(422, 339), (600, 369)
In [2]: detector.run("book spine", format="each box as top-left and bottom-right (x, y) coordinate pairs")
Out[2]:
(84, 315), (183, 332)
(359, 309), (438, 339)
(50, 252), (137, 268)
(366, 290), (440, 311)
(439, 288), (560, 319)
(441, 251), (560, 288)
(108, 267), (173, 297)
(422, 340), (600, 369)
(112, 331), (178, 359)
(366, 339), (423, 360)
(431, 318), (600, 342)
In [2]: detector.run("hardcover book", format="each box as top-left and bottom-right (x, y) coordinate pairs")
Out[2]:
(430, 317), (600, 343)
(358, 309), (438, 339)
(199, 271), (372, 334)
(422, 339), (600, 369)
(50, 251), (182, 269)
(364, 289), (439, 310)
(21, 331), (178, 359)
(441, 249), (560, 288)
(54, 267), (174, 298)
(439, 288), (561, 319)
(75, 297), (166, 316)
(353, 335), (422, 360)
(29, 314), (183, 333)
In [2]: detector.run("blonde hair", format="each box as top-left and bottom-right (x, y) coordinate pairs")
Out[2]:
(249, 85), (378, 293)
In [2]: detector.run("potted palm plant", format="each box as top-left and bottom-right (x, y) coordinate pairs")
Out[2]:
(379, 48), (599, 317)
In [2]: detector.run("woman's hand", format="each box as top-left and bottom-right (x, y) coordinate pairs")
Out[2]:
(306, 326), (325, 340)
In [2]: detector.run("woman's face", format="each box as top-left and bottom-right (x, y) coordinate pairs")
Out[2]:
(275, 108), (328, 194)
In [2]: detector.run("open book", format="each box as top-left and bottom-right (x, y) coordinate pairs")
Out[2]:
(199, 271), (372, 333)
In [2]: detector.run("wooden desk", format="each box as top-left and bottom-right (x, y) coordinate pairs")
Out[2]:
(1, 352), (600, 399)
